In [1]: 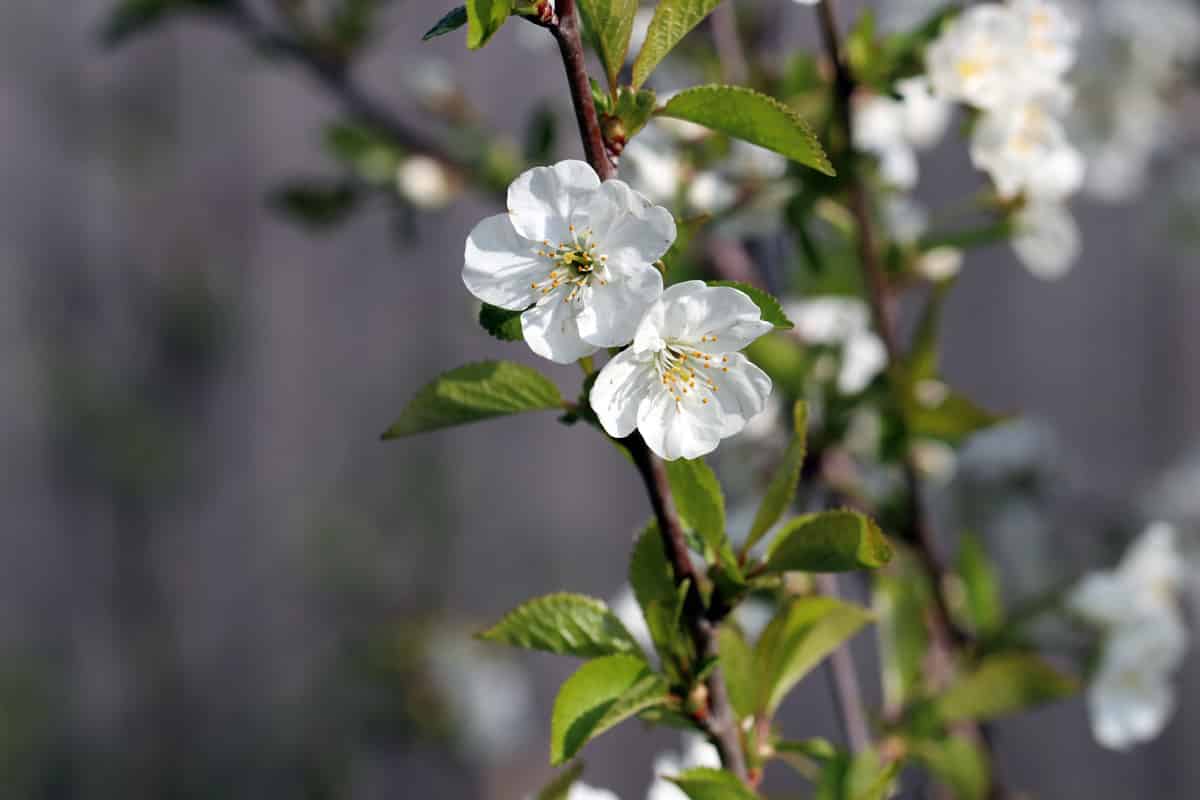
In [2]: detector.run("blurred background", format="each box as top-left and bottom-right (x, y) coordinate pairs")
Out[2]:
(1, 0), (1198, 797)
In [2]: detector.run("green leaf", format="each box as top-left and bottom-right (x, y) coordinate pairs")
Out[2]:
(324, 122), (400, 183)
(479, 303), (524, 341)
(755, 596), (873, 715)
(630, 522), (694, 679)
(382, 361), (562, 439)
(874, 563), (931, 711)
(716, 623), (755, 720)
(466, 0), (511, 49)
(935, 653), (1077, 723)
(910, 735), (989, 800)
(578, 0), (639, 88)
(423, 5), (469, 40)
(668, 767), (761, 799)
(479, 593), (644, 659)
(765, 510), (892, 573)
(743, 402), (807, 554)
(268, 181), (360, 229)
(524, 103), (560, 163)
(706, 281), (794, 330)
(550, 654), (670, 765)
(957, 532), (1004, 637)
(665, 458), (742, 583)
(659, 86), (834, 175)
(631, 0), (724, 89)
(611, 86), (658, 140)
(815, 749), (898, 800)
(906, 385), (1006, 445)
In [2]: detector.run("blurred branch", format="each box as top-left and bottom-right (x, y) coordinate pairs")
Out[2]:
(813, 1), (1005, 795)
(543, 0), (747, 782)
(224, 1), (471, 172)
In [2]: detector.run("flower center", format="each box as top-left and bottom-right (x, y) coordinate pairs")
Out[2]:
(654, 337), (731, 409)
(530, 224), (609, 304)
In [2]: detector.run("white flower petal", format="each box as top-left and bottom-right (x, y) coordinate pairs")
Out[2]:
(709, 352), (772, 436)
(507, 160), (600, 242)
(463, 213), (542, 310)
(591, 348), (656, 438)
(655, 281), (773, 353)
(839, 332), (887, 394)
(579, 179), (677, 265)
(520, 295), (597, 364)
(637, 386), (726, 461)
(1012, 201), (1079, 280)
(575, 266), (663, 347)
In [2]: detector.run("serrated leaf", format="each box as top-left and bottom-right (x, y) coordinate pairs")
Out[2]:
(630, 522), (694, 679)
(479, 593), (644, 658)
(957, 532), (1004, 637)
(935, 653), (1077, 723)
(479, 303), (524, 341)
(578, 0), (639, 88)
(423, 5), (469, 40)
(536, 762), (586, 800)
(668, 767), (761, 799)
(755, 596), (873, 715)
(382, 361), (562, 439)
(466, 0), (510, 49)
(716, 623), (755, 720)
(631, 0), (724, 89)
(910, 735), (989, 800)
(665, 458), (741, 583)
(743, 402), (807, 554)
(706, 281), (794, 330)
(659, 86), (834, 175)
(550, 654), (670, 764)
(765, 510), (892, 573)
(268, 181), (360, 229)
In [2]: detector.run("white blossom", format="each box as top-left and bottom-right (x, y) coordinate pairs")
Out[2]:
(926, 5), (1033, 111)
(1070, 522), (1190, 749)
(786, 297), (887, 395)
(1011, 199), (1080, 280)
(464, 160), (674, 363)
(969, 98), (1084, 201)
(396, 156), (455, 209)
(915, 246), (964, 282)
(590, 281), (773, 461)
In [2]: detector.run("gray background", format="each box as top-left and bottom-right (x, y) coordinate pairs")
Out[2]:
(0, 0), (1197, 797)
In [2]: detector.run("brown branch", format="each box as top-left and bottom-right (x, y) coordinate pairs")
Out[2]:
(815, 573), (872, 753)
(550, 0), (617, 180)
(813, 1), (1005, 795)
(544, 0), (745, 779)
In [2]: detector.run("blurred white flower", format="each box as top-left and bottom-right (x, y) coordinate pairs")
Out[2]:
(687, 172), (739, 215)
(621, 126), (685, 207)
(1088, 617), (1187, 750)
(915, 246), (964, 282)
(969, 99), (1084, 201)
(1010, 0), (1081, 77)
(854, 77), (949, 189)
(1011, 200), (1080, 280)
(647, 735), (722, 800)
(590, 281), (773, 460)
(910, 438), (958, 484)
(896, 76), (954, 149)
(786, 297), (887, 395)
(882, 195), (930, 245)
(1070, 522), (1190, 749)
(427, 632), (533, 763)
(396, 156), (455, 209)
(463, 160), (673, 363)
(927, 5), (1032, 111)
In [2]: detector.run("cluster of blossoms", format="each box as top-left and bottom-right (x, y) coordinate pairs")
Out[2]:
(925, 0), (1084, 279)
(1068, 522), (1190, 749)
(463, 160), (774, 460)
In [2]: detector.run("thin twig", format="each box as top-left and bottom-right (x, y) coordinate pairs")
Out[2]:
(815, 575), (871, 753)
(710, 3), (749, 86)
(813, 2), (1006, 796)
(545, 0), (746, 779)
